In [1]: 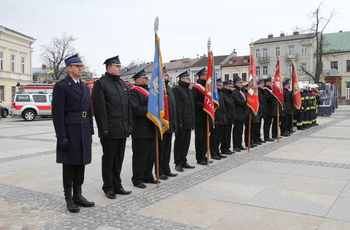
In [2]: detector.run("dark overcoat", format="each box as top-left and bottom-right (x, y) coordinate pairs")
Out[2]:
(52, 75), (94, 165)
(91, 72), (131, 138)
(129, 85), (155, 138)
(232, 86), (247, 121)
(221, 88), (237, 124)
(192, 79), (207, 124)
(165, 82), (177, 133)
(263, 85), (277, 116)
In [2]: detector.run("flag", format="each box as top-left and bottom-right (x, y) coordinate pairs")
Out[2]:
(291, 59), (301, 109)
(272, 57), (284, 106)
(247, 52), (259, 115)
(212, 69), (220, 108)
(203, 39), (216, 122)
(146, 33), (169, 139)
(47, 69), (54, 74)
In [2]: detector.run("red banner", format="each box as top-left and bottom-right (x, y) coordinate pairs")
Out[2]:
(204, 49), (215, 122)
(273, 57), (284, 106)
(291, 59), (301, 109)
(247, 52), (259, 115)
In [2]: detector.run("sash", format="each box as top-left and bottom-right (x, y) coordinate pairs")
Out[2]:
(131, 86), (149, 97)
(232, 88), (246, 101)
(263, 86), (273, 94)
(193, 84), (206, 95)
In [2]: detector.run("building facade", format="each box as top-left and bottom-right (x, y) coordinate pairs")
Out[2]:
(0, 26), (36, 107)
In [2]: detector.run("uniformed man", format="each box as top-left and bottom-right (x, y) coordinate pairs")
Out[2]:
(52, 54), (94, 213)
(158, 67), (178, 179)
(232, 77), (247, 152)
(280, 79), (293, 136)
(192, 68), (213, 165)
(91, 56), (132, 199)
(130, 69), (156, 189)
(253, 79), (267, 144)
(173, 71), (196, 172)
(263, 77), (277, 141)
(220, 79), (236, 155)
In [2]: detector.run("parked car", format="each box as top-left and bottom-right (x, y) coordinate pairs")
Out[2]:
(11, 93), (52, 121)
(1, 106), (9, 118)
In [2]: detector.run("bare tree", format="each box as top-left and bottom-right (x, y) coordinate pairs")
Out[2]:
(301, 3), (335, 83)
(40, 33), (92, 81)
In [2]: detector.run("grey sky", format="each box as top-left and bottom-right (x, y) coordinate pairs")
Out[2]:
(1, 0), (348, 77)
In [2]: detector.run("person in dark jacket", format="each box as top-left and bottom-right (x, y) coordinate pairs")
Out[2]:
(91, 56), (132, 199)
(158, 67), (178, 179)
(52, 54), (94, 213)
(173, 71), (196, 172)
(280, 80), (293, 136)
(244, 83), (259, 148)
(232, 77), (247, 152)
(263, 77), (277, 142)
(210, 78), (225, 160)
(220, 79), (236, 155)
(254, 79), (267, 144)
(192, 68), (213, 165)
(130, 69), (156, 189)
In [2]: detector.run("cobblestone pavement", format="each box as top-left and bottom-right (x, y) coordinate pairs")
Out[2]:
(1, 105), (350, 229)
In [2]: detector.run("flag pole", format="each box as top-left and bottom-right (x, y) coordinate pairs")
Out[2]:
(154, 16), (160, 187)
(276, 104), (280, 142)
(206, 39), (211, 166)
(248, 111), (251, 152)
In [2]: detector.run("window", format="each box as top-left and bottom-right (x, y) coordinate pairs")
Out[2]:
(263, 66), (268, 75)
(0, 86), (4, 101)
(15, 95), (30, 102)
(256, 66), (261, 76)
(331, 61), (338, 70)
(0, 52), (3, 70)
(255, 49), (260, 59)
(301, 44), (307, 55)
(275, 46), (280, 57)
(10, 54), (15, 72)
(288, 45), (294, 56)
(262, 48), (268, 60)
(347, 60), (350, 72)
(301, 63), (307, 74)
(11, 87), (16, 101)
(288, 64), (293, 76)
(33, 95), (47, 102)
(233, 73), (239, 79)
(224, 74), (229, 81)
(242, 73), (247, 81)
(21, 57), (25, 74)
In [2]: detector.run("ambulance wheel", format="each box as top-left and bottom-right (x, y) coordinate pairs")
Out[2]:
(22, 109), (36, 121)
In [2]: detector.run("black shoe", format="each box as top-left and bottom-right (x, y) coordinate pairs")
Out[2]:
(159, 175), (169, 180)
(264, 137), (275, 142)
(239, 146), (247, 150)
(72, 195), (95, 207)
(134, 183), (146, 189)
(166, 172), (178, 177)
(66, 199), (80, 213)
(182, 163), (195, 169)
(233, 148), (241, 152)
(197, 161), (207, 165)
(144, 179), (158, 184)
(105, 191), (116, 199)
(204, 160), (214, 163)
(297, 127), (305, 130)
(175, 165), (184, 172)
(218, 154), (227, 158)
(281, 133), (289, 137)
(258, 139), (266, 143)
(253, 142), (262, 145)
(115, 188), (132, 195)
(221, 151), (233, 155)
(211, 155), (221, 160)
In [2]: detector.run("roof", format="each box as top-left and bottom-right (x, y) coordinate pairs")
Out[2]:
(254, 33), (316, 45)
(322, 31), (350, 53)
(120, 63), (152, 76)
(191, 55), (229, 67)
(221, 55), (250, 67)
(142, 58), (201, 73)
(0, 25), (35, 41)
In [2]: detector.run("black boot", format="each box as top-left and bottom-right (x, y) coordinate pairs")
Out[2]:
(72, 186), (95, 207)
(64, 189), (80, 213)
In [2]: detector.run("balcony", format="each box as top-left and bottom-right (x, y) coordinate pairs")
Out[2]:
(257, 56), (270, 63)
(285, 53), (298, 60)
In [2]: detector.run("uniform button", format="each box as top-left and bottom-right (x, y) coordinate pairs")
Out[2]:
(81, 121), (84, 123)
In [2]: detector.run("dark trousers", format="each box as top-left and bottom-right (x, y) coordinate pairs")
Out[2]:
(174, 128), (191, 166)
(254, 118), (263, 142)
(132, 138), (155, 186)
(296, 110), (304, 127)
(210, 124), (223, 157)
(220, 124), (232, 153)
(195, 123), (207, 163)
(233, 120), (244, 148)
(158, 132), (173, 175)
(264, 116), (277, 138)
(63, 164), (85, 190)
(100, 138), (126, 193)
(281, 114), (292, 134)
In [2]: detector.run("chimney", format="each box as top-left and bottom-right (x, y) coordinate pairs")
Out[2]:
(231, 49), (237, 57)
(268, 34), (273, 38)
(42, 65), (46, 69)
(280, 32), (284, 37)
(293, 31), (299, 35)
(339, 30), (343, 33)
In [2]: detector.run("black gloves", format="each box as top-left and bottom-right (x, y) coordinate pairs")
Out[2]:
(99, 130), (109, 138)
(58, 137), (69, 151)
(128, 126), (133, 135)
